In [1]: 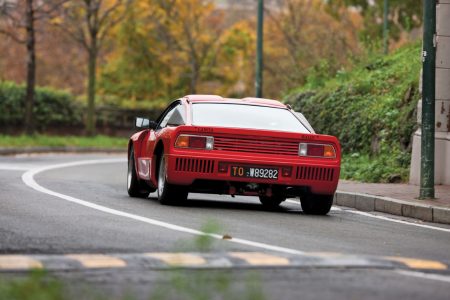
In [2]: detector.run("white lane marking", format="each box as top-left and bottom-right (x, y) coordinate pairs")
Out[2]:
(286, 199), (450, 233)
(0, 165), (31, 171)
(286, 200), (299, 205)
(396, 270), (450, 283)
(22, 159), (305, 256)
(286, 199), (340, 211)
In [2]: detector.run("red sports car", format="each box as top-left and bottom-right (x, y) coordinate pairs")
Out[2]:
(127, 95), (340, 215)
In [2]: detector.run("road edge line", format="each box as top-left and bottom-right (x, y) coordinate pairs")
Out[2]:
(21, 158), (305, 256)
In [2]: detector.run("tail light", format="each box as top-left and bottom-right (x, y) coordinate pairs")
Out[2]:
(299, 143), (336, 158)
(175, 135), (214, 150)
(218, 162), (228, 173)
(281, 167), (292, 177)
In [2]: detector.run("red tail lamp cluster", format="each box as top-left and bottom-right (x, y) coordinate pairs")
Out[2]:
(299, 143), (336, 158)
(175, 135), (214, 150)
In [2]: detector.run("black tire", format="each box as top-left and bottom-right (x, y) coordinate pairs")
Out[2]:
(157, 154), (188, 205)
(300, 194), (334, 215)
(127, 147), (150, 198)
(259, 194), (286, 210)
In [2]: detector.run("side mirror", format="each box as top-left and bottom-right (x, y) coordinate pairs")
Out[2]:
(135, 117), (158, 129)
(135, 117), (149, 128)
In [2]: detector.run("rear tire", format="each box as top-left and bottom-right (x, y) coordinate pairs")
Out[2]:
(259, 194), (285, 210)
(157, 154), (188, 205)
(300, 194), (334, 215)
(127, 147), (150, 198)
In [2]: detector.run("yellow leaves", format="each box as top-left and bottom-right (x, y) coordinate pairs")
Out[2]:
(260, 0), (363, 97)
(49, 17), (62, 25)
(99, 0), (363, 101)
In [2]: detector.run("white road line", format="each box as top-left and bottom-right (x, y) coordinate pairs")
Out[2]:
(396, 270), (450, 283)
(21, 159), (305, 256)
(286, 200), (450, 233)
(286, 199), (340, 211)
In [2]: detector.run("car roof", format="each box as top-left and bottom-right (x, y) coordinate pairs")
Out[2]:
(183, 95), (287, 108)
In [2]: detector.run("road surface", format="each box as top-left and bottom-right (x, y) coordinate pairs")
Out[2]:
(0, 153), (449, 300)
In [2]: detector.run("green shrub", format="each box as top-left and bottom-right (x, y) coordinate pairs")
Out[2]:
(0, 271), (64, 300)
(0, 81), (165, 133)
(285, 43), (421, 182)
(0, 81), (83, 130)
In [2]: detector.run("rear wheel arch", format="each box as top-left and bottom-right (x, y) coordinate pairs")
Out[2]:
(128, 140), (139, 178)
(157, 154), (188, 205)
(153, 141), (165, 181)
(127, 140), (134, 161)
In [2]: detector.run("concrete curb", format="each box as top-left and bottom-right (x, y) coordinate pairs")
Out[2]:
(335, 191), (450, 225)
(0, 147), (126, 156)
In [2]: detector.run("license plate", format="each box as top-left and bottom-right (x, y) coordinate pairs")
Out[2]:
(230, 166), (278, 180)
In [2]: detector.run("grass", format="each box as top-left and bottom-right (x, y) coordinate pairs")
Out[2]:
(0, 134), (127, 149)
(341, 152), (410, 183)
(0, 271), (65, 300)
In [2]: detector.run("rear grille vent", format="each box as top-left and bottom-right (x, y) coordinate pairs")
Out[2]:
(214, 135), (299, 156)
(175, 158), (215, 173)
(296, 166), (334, 181)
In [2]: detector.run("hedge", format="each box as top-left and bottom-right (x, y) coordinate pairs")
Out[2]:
(285, 43), (422, 182)
(0, 81), (163, 133)
(0, 81), (83, 130)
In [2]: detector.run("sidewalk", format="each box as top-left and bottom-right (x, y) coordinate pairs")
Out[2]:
(336, 180), (450, 225)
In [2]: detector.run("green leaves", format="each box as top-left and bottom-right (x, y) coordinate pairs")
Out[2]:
(0, 81), (82, 130)
(285, 43), (421, 182)
(328, 0), (422, 44)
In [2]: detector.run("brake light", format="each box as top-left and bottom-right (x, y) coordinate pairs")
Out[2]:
(282, 167), (292, 177)
(299, 143), (336, 158)
(218, 162), (228, 173)
(175, 135), (214, 150)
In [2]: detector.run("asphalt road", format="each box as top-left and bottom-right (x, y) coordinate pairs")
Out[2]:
(1, 153), (450, 300)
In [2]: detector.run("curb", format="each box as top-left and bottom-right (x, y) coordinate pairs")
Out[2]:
(335, 191), (450, 225)
(0, 147), (126, 156)
(0, 252), (447, 272)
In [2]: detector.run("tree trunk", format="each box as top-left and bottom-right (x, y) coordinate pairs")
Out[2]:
(86, 43), (97, 136)
(24, 0), (36, 135)
(190, 61), (198, 94)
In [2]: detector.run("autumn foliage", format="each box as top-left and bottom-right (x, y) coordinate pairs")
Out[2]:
(0, 0), (421, 109)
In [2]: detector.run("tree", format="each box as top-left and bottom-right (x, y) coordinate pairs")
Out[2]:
(207, 20), (255, 97)
(262, 0), (362, 96)
(99, 0), (247, 102)
(151, 0), (225, 94)
(0, 0), (65, 135)
(98, 3), (172, 103)
(326, 0), (422, 45)
(55, 0), (131, 136)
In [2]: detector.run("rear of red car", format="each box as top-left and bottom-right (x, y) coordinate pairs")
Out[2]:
(165, 126), (340, 198)
(129, 96), (341, 215)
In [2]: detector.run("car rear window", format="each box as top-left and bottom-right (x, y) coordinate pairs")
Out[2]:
(191, 103), (310, 133)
